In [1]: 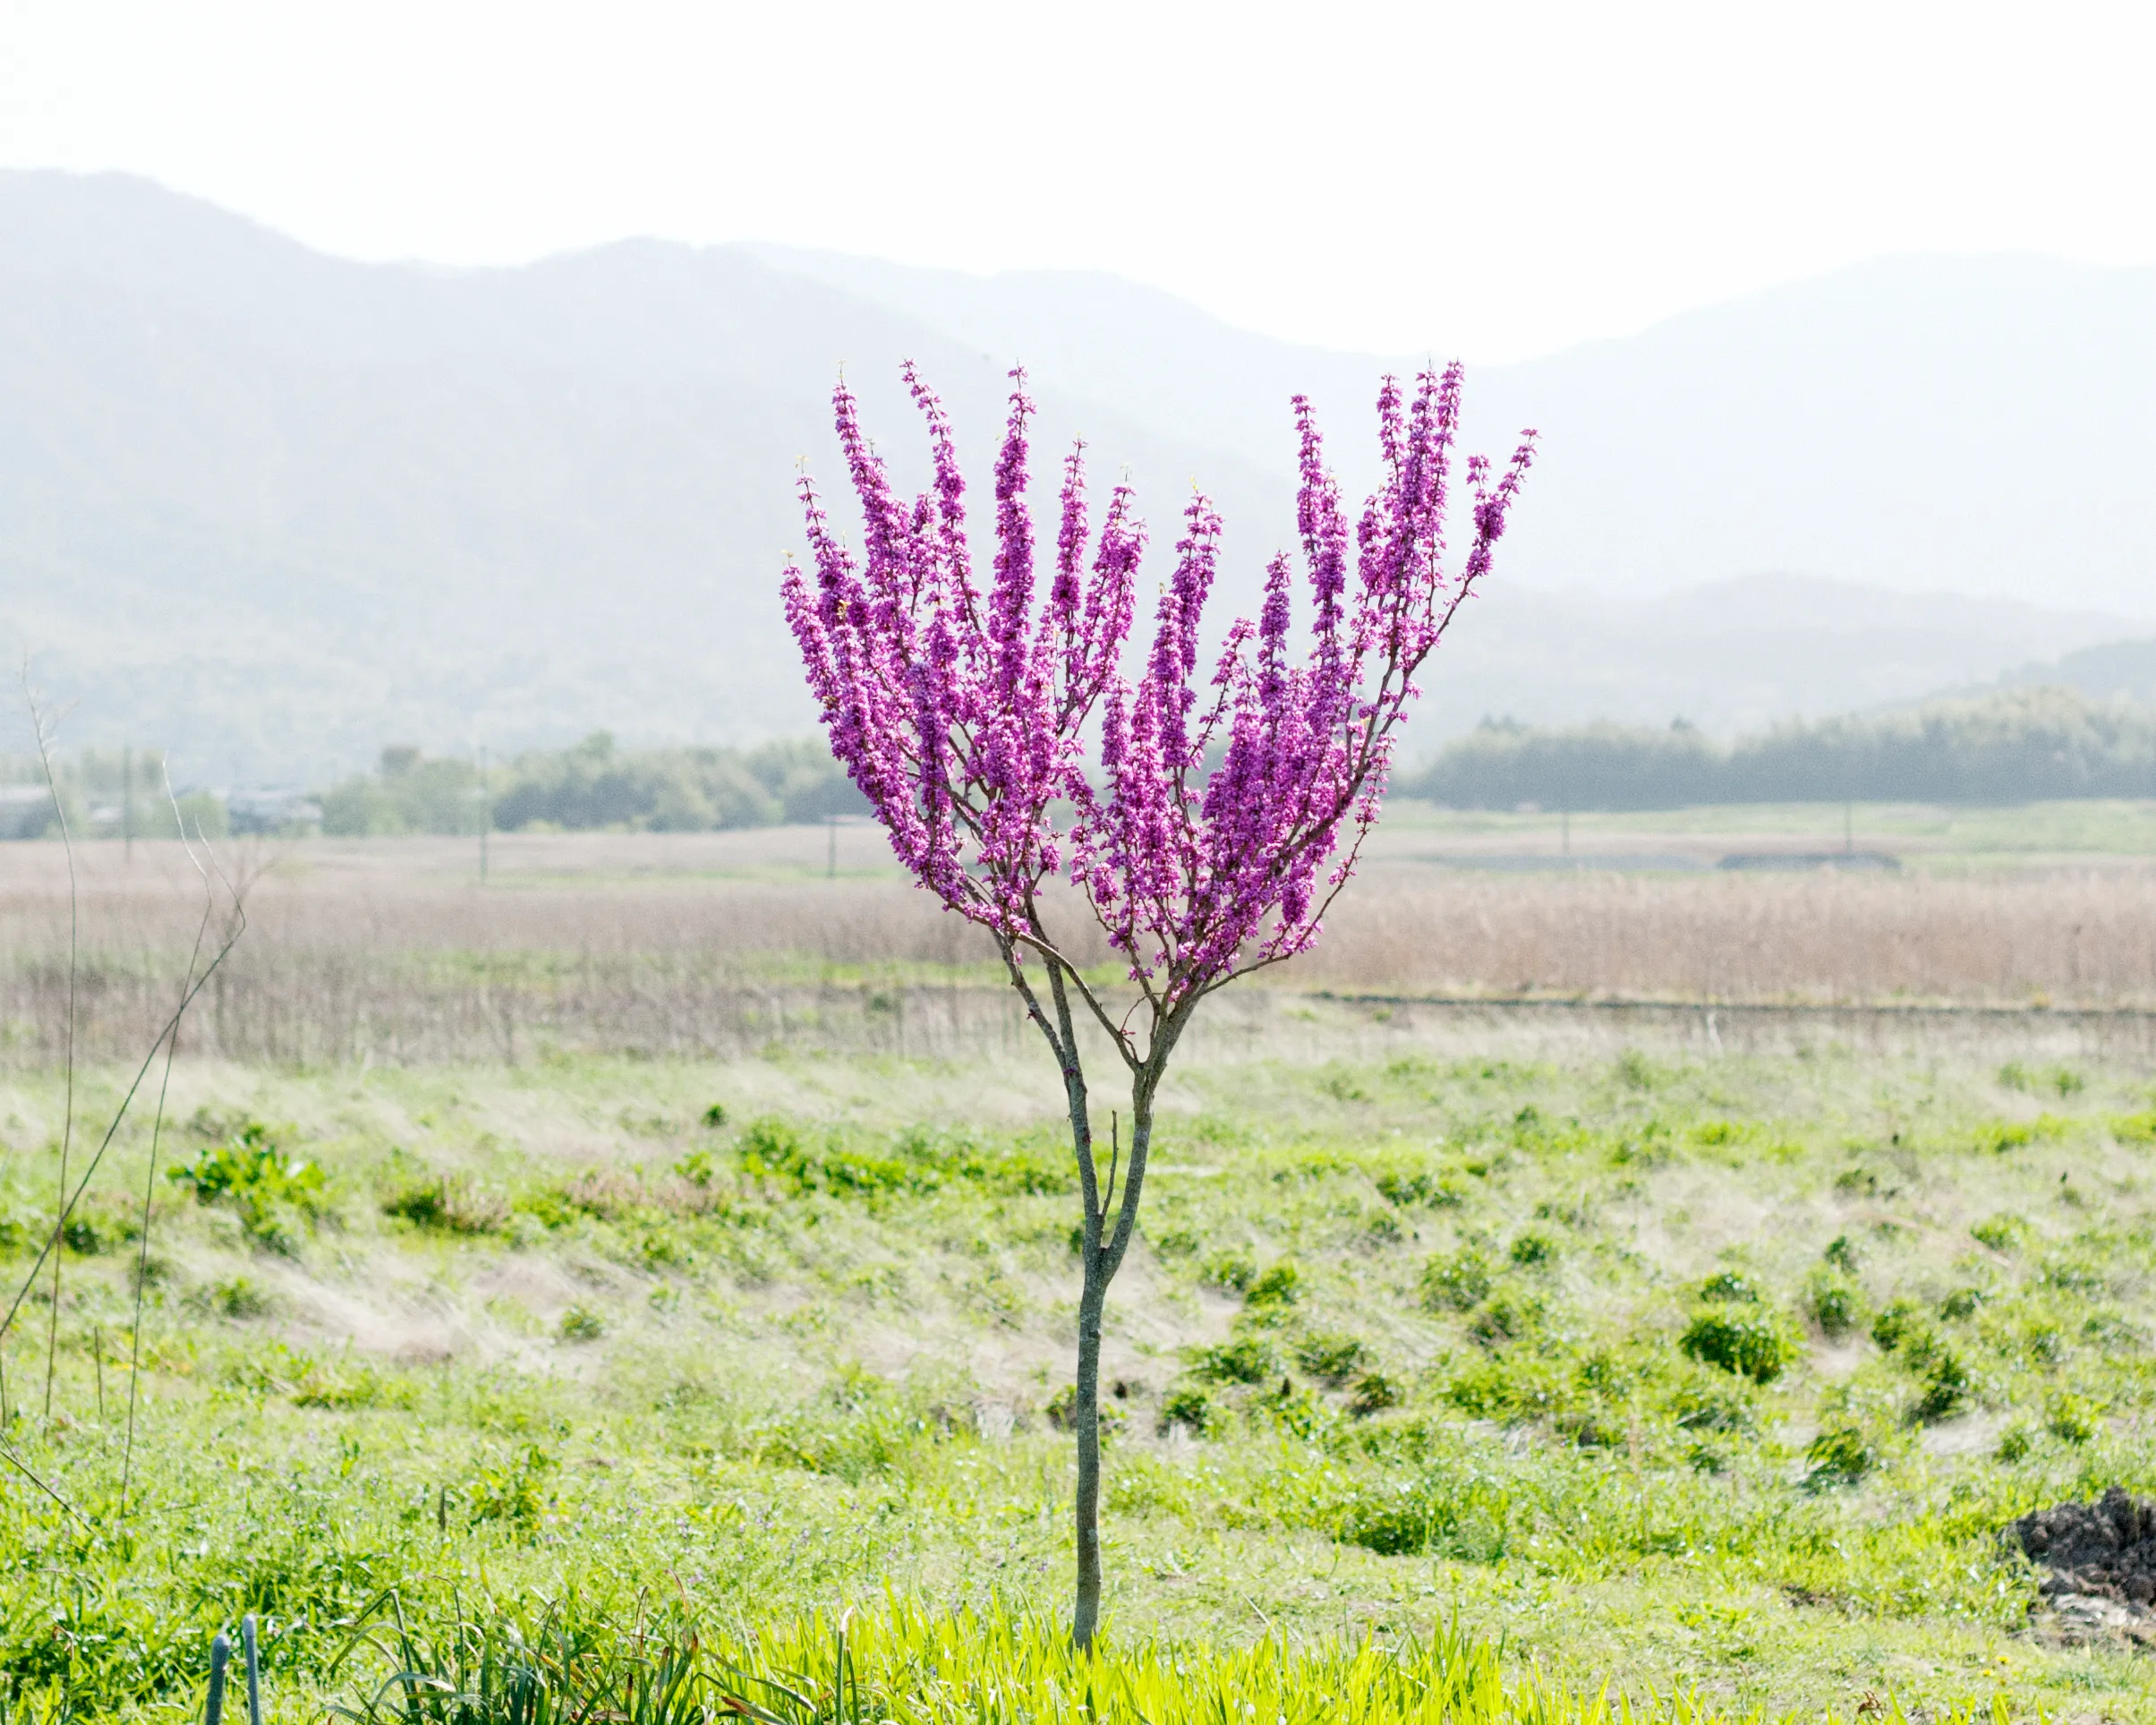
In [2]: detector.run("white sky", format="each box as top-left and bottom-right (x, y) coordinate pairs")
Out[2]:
(2, 0), (2152, 361)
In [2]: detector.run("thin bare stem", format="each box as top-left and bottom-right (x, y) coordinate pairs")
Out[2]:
(122, 784), (219, 1516)
(0, 1435), (93, 1532)
(24, 678), (78, 1423)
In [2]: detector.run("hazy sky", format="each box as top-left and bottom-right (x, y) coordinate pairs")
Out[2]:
(2, 0), (2152, 360)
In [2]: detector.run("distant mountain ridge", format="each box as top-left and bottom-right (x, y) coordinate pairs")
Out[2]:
(1990, 638), (2156, 706)
(2, 173), (2152, 780)
(752, 246), (2156, 604)
(0, 172), (1289, 781)
(1412, 573), (2135, 739)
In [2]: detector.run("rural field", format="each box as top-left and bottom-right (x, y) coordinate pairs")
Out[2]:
(5, 809), (2156, 1721)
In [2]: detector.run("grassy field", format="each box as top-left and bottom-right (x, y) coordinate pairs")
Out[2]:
(4, 1029), (2156, 1721)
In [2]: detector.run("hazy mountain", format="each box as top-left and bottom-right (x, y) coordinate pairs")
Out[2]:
(3, 173), (2152, 781)
(1982, 637), (2156, 706)
(1412, 574), (2135, 738)
(0, 173), (1289, 781)
(756, 247), (2156, 610)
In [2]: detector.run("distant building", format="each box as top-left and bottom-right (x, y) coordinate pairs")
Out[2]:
(226, 789), (324, 835)
(0, 784), (52, 840)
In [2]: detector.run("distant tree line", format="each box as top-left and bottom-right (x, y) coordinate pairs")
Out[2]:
(15, 687), (2152, 841)
(1403, 687), (2156, 809)
(320, 732), (866, 837)
(0, 747), (229, 841)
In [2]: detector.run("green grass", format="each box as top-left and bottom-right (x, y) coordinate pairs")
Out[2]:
(3, 1041), (2156, 1720)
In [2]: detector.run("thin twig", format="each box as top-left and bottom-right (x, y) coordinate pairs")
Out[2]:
(0, 1435), (94, 1532)
(24, 679), (79, 1423)
(124, 773), (226, 1516)
(120, 1015), (185, 1514)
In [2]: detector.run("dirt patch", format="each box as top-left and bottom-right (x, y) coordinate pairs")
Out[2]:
(2012, 1489), (2156, 1644)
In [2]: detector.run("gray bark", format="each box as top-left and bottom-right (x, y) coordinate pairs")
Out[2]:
(1013, 944), (1189, 1649)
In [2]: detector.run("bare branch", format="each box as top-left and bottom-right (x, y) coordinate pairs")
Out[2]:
(22, 670), (77, 1424)
(0, 1436), (93, 1533)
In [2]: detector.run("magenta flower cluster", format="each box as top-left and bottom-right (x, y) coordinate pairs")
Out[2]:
(783, 364), (1533, 1013)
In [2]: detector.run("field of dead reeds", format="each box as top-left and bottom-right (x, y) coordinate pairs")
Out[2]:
(4, 819), (2156, 1065)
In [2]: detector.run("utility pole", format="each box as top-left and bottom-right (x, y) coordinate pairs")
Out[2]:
(478, 746), (490, 886)
(122, 744), (133, 862)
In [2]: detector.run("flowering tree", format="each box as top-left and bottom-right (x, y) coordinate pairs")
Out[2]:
(783, 364), (1532, 1646)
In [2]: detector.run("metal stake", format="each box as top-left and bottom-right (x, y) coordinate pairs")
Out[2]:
(206, 1632), (230, 1725)
(243, 1613), (261, 1725)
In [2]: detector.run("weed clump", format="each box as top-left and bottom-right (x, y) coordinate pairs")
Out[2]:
(2000, 1061), (2084, 1097)
(1870, 1298), (1924, 1352)
(1804, 1270), (1863, 1339)
(1420, 1248), (1492, 1311)
(189, 1274), (278, 1319)
(384, 1174), (509, 1234)
(1671, 1375), (1756, 1434)
(732, 1115), (1070, 1200)
(1348, 1371), (1403, 1416)
(59, 1194), (138, 1255)
(1803, 1424), (1876, 1488)
(1292, 1332), (1368, 1383)
(1679, 1310), (1794, 1384)
(2046, 1391), (2103, 1444)
(1467, 1291), (1544, 1348)
(1200, 1247), (1257, 1293)
(1911, 1351), (1972, 1423)
(1939, 1285), (1986, 1320)
(465, 1443), (556, 1532)
(1189, 1336), (1275, 1386)
(1374, 1165), (1462, 1208)
(1157, 1387), (1210, 1434)
(167, 1122), (328, 1253)
(1244, 1260), (1300, 1308)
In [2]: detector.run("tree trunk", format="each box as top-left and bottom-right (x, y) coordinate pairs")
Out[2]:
(1072, 1248), (1108, 1649)
(1070, 1089), (1152, 1651)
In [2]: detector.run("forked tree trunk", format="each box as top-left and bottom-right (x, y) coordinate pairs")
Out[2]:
(1069, 1092), (1152, 1651)
(1024, 953), (1172, 1651)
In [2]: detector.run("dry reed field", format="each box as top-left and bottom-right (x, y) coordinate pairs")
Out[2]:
(4, 823), (2155, 1065)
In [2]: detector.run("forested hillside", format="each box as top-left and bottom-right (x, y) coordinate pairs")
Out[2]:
(1407, 687), (2156, 809)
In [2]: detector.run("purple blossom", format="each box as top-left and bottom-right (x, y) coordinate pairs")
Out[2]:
(782, 363), (1535, 1011)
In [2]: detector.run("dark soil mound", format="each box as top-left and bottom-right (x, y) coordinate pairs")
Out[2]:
(2014, 1488), (2156, 1609)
